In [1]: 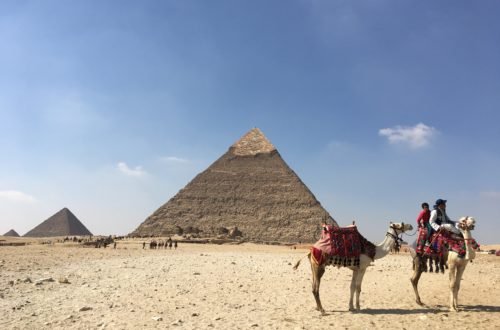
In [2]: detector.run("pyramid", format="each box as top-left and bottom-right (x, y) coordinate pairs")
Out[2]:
(24, 208), (93, 237)
(3, 229), (20, 237)
(131, 128), (336, 243)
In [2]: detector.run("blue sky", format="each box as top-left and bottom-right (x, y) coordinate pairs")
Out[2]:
(1, 1), (499, 244)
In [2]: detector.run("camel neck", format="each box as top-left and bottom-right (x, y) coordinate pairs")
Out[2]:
(461, 229), (476, 260)
(374, 230), (396, 260)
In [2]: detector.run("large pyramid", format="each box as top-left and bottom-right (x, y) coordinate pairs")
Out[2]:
(131, 128), (336, 243)
(3, 229), (20, 237)
(24, 207), (93, 237)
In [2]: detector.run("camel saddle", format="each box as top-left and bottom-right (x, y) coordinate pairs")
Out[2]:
(311, 225), (376, 267)
(415, 227), (480, 258)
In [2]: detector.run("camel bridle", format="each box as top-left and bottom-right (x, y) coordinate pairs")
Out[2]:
(458, 216), (475, 231)
(387, 223), (405, 249)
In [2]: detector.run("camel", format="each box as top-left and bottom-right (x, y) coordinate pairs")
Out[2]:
(149, 240), (157, 249)
(410, 216), (478, 312)
(293, 222), (413, 314)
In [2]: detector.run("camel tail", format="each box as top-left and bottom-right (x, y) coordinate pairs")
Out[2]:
(293, 252), (311, 270)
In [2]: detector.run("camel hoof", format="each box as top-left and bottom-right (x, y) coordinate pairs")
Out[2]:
(316, 307), (326, 315)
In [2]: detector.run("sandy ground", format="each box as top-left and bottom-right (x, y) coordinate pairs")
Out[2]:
(0, 240), (499, 330)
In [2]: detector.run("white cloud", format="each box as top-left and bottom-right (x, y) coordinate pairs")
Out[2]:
(379, 123), (436, 149)
(0, 190), (37, 203)
(160, 156), (189, 163)
(117, 162), (147, 177)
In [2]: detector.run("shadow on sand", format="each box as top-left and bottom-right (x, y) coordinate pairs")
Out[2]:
(459, 305), (500, 313)
(359, 308), (433, 315)
(320, 304), (500, 315)
(320, 308), (430, 315)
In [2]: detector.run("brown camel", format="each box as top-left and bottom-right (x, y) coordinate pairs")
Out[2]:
(293, 222), (413, 314)
(410, 216), (477, 311)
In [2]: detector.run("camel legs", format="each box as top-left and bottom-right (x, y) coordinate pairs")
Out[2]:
(439, 256), (446, 273)
(421, 256), (428, 272)
(449, 260), (467, 312)
(410, 255), (424, 305)
(448, 261), (457, 311)
(349, 268), (367, 311)
(311, 261), (326, 314)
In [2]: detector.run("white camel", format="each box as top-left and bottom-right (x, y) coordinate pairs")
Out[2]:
(293, 222), (413, 314)
(410, 216), (478, 311)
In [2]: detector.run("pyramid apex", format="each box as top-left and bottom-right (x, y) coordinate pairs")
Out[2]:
(231, 128), (276, 156)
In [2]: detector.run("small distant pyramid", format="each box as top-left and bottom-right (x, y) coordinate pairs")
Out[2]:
(24, 208), (93, 237)
(131, 128), (336, 243)
(3, 229), (20, 237)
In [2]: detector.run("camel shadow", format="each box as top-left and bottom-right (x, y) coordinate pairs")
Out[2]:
(457, 305), (500, 313)
(317, 303), (500, 316)
(325, 305), (500, 315)
(358, 308), (432, 315)
(320, 308), (431, 315)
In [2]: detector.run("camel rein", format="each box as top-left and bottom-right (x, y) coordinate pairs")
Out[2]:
(386, 225), (404, 250)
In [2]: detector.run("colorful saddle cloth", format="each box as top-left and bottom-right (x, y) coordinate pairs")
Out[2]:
(311, 225), (376, 267)
(415, 228), (480, 258)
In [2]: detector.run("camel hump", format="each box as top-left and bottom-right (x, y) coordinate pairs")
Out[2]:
(312, 226), (376, 266)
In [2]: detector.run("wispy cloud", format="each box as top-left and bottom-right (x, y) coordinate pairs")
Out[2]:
(327, 140), (354, 150)
(160, 156), (189, 163)
(480, 191), (500, 200)
(379, 123), (436, 149)
(0, 190), (37, 203)
(42, 91), (105, 129)
(117, 162), (147, 177)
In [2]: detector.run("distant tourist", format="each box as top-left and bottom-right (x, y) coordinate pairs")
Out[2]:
(174, 241), (178, 249)
(142, 241), (146, 249)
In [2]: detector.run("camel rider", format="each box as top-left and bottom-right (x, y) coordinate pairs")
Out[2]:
(429, 199), (461, 235)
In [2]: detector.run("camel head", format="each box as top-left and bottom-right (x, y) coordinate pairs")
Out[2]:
(389, 222), (413, 235)
(387, 222), (413, 251)
(457, 216), (477, 261)
(457, 216), (476, 231)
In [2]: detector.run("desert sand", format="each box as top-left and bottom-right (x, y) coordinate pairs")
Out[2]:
(1, 239), (499, 330)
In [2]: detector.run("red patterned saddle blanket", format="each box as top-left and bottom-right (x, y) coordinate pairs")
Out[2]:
(415, 228), (480, 258)
(311, 225), (376, 267)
